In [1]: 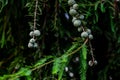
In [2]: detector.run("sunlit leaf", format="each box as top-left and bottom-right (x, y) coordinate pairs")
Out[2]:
(17, 68), (32, 76)
(52, 58), (61, 74)
(82, 45), (87, 60)
(0, 31), (5, 48)
(0, 0), (8, 12)
(94, 1), (100, 11)
(100, 3), (105, 13)
(79, 44), (87, 80)
(33, 56), (53, 68)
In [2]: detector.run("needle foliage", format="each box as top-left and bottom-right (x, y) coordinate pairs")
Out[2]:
(0, 0), (120, 80)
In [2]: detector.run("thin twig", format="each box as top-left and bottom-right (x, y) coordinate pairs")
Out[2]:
(33, 0), (38, 31)
(32, 60), (54, 71)
(32, 39), (88, 71)
(89, 40), (95, 62)
(67, 38), (88, 56)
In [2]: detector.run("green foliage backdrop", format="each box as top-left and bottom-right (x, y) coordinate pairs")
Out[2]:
(0, 0), (120, 80)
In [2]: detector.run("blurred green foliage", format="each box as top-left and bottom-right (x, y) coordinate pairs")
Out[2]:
(0, 0), (120, 80)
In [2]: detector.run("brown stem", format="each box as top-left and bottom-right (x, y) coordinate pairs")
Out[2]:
(33, 0), (38, 31)
(89, 40), (95, 62)
(31, 39), (88, 71)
